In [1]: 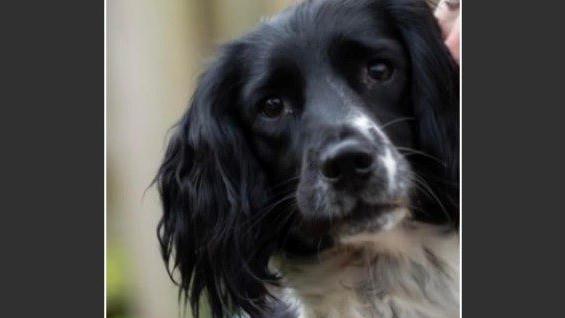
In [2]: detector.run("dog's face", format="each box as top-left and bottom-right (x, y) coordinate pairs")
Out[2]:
(156, 0), (458, 316)
(240, 6), (413, 242)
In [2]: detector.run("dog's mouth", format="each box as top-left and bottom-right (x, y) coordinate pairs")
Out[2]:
(336, 201), (409, 235)
(282, 200), (409, 257)
(295, 199), (410, 237)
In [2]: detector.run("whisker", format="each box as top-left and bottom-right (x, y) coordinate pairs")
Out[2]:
(270, 176), (300, 192)
(243, 176), (300, 230)
(396, 146), (445, 166)
(406, 173), (452, 223)
(380, 117), (415, 130)
(244, 192), (296, 233)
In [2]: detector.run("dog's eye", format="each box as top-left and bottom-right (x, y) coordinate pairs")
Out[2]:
(260, 97), (285, 118)
(367, 60), (393, 81)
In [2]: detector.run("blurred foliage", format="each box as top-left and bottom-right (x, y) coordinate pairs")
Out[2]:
(107, 243), (133, 318)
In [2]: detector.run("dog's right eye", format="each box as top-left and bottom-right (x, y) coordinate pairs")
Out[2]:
(367, 60), (393, 82)
(260, 97), (285, 119)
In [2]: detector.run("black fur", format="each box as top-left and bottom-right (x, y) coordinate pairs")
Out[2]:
(155, 0), (458, 317)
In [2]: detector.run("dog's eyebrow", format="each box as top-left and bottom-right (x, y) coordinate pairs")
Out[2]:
(241, 58), (304, 103)
(334, 33), (402, 52)
(329, 34), (404, 61)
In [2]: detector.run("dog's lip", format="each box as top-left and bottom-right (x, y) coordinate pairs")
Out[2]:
(294, 198), (409, 231)
(291, 200), (410, 247)
(367, 201), (407, 210)
(297, 199), (408, 222)
(357, 199), (409, 212)
(340, 199), (408, 222)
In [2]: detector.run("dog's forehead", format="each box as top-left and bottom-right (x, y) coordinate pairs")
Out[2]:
(238, 0), (397, 79)
(258, 0), (392, 49)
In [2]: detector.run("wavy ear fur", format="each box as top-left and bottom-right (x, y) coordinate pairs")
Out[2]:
(155, 44), (282, 318)
(383, 0), (460, 227)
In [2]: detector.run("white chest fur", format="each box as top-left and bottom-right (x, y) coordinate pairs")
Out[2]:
(274, 222), (460, 318)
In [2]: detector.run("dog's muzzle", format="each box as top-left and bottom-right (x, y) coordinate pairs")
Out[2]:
(296, 113), (411, 234)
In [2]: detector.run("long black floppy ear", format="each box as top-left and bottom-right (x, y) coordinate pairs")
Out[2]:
(383, 0), (460, 227)
(155, 44), (281, 318)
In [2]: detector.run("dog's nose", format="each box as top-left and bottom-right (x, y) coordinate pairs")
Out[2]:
(320, 140), (374, 182)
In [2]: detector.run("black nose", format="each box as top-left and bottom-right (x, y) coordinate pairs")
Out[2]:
(320, 140), (375, 182)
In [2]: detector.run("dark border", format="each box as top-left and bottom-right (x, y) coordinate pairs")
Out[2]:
(462, 0), (564, 316)
(2, 1), (103, 317)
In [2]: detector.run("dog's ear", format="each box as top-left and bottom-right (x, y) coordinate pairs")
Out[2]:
(384, 0), (459, 226)
(155, 44), (279, 318)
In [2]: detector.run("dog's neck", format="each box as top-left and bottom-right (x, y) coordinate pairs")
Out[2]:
(273, 221), (460, 318)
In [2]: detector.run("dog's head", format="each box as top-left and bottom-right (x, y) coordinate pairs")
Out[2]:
(155, 0), (458, 316)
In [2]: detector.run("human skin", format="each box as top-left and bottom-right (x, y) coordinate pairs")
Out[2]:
(435, 0), (460, 63)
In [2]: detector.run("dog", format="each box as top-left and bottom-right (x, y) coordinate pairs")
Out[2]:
(155, 0), (459, 317)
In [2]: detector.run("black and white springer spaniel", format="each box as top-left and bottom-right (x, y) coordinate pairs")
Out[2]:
(155, 0), (459, 317)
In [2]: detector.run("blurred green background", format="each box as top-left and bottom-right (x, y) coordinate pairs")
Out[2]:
(107, 1), (295, 317)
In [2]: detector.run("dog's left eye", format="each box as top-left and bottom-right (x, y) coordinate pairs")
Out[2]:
(260, 97), (285, 119)
(367, 60), (393, 82)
